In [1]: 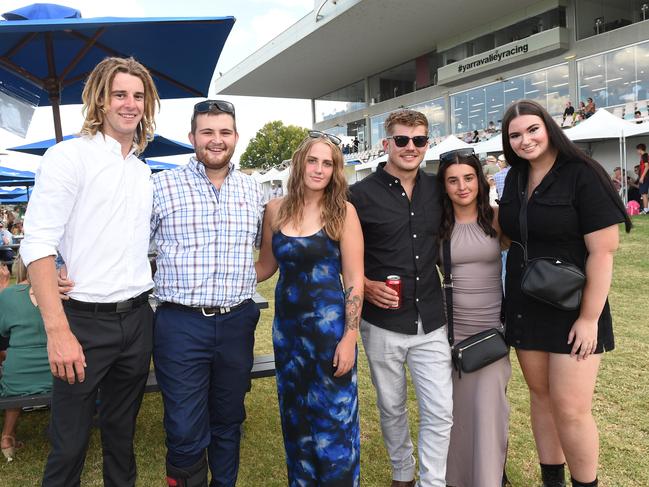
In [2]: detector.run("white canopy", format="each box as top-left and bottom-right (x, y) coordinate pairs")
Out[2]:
(564, 108), (649, 141)
(258, 166), (282, 183)
(471, 135), (503, 154)
(424, 135), (472, 161)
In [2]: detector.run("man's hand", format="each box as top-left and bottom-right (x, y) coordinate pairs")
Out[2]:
(46, 323), (86, 384)
(57, 266), (74, 300)
(0, 264), (10, 290)
(364, 278), (399, 309)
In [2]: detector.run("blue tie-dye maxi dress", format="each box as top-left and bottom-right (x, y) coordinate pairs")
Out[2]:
(271, 229), (360, 487)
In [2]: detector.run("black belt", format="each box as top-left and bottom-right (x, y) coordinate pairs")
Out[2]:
(161, 299), (252, 316)
(64, 290), (151, 313)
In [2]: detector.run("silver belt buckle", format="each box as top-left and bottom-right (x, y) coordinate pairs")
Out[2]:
(201, 307), (216, 317)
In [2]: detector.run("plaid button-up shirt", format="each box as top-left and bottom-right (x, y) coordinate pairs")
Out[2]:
(151, 158), (264, 307)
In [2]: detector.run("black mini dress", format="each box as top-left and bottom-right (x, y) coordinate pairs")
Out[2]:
(498, 154), (625, 354)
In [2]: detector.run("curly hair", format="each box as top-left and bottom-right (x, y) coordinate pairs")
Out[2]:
(274, 136), (348, 241)
(437, 152), (496, 241)
(80, 57), (160, 155)
(501, 99), (632, 233)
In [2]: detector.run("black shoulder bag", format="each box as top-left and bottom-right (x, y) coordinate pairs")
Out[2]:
(443, 239), (508, 378)
(517, 171), (585, 311)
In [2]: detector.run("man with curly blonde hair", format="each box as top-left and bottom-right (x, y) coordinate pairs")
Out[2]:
(21, 56), (160, 486)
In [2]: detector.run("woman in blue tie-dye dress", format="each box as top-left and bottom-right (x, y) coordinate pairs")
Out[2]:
(256, 132), (364, 486)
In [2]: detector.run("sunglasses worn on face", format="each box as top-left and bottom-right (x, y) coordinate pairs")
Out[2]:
(439, 148), (476, 164)
(193, 100), (236, 116)
(386, 135), (429, 148)
(309, 130), (341, 146)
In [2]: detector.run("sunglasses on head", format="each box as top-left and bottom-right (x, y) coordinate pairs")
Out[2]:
(193, 99), (236, 116)
(309, 130), (341, 146)
(386, 135), (429, 148)
(439, 148), (476, 164)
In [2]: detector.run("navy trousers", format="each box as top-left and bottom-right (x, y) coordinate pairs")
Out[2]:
(153, 301), (259, 487)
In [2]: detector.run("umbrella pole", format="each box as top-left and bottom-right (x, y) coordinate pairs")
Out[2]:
(51, 97), (64, 142)
(45, 33), (64, 143)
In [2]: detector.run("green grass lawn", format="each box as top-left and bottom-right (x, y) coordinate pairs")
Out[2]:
(1, 218), (648, 486)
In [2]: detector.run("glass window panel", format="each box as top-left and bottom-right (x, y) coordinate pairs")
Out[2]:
(578, 54), (606, 108)
(606, 47), (637, 107)
(524, 71), (548, 108)
(504, 77), (524, 109)
(576, 0), (637, 40)
(315, 80), (366, 123)
(485, 83), (504, 128)
(546, 64), (570, 116)
(468, 88), (486, 131)
(410, 98), (447, 139)
(451, 92), (469, 133)
(368, 59), (417, 104)
(370, 112), (389, 147)
(636, 41), (649, 103)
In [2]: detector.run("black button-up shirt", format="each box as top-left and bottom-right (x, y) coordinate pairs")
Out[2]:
(349, 162), (445, 334)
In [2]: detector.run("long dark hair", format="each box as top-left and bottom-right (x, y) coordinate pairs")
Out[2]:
(501, 99), (632, 233)
(437, 152), (496, 241)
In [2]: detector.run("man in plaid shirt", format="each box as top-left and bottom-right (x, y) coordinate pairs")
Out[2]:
(151, 100), (264, 487)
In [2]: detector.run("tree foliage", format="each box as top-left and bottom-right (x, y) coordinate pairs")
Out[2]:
(240, 120), (309, 169)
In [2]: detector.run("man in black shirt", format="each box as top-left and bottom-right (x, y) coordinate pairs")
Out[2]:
(350, 110), (452, 487)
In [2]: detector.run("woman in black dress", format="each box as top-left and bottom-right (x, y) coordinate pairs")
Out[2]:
(497, 100), (632, 487)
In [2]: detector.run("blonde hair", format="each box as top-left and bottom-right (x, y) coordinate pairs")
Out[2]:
(13, 254), (28, 283)
(80, 57), (160, 155)
(274, 136), (348, 241)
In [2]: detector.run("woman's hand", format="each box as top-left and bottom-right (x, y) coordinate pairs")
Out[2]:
(332, 335), (356, 377)
(568, 317), (598, 361)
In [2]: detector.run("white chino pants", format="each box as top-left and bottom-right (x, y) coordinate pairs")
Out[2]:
(361, 319), (453, 487)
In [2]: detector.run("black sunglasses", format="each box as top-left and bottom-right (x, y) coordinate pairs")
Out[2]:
(309, 130), (341, 146)
(386, 135), (429, 148)
(439, 148), (476, 164)
(193, 99), (236, 116)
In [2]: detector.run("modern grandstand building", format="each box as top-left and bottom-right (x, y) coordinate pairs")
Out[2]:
(216, 0), (649, 164)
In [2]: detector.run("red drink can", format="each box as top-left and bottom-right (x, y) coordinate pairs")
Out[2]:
(385, 275), (401, 309)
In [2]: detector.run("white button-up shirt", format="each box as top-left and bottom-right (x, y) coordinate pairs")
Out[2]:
(21, 133), (154, 302)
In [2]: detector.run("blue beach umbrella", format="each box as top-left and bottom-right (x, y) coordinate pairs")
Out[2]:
(0, 185), (32, 203)
(9, 133), (194, 159)
(0, 3), (235, 141)
(0, 165), (35, 183)
(146, 159), (180, 173)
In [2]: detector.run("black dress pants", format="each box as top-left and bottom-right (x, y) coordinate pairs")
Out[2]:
(41, 302), (153, 487)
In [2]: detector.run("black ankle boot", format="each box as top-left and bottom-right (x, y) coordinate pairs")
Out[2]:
(571, 477), (598, 487)
(540, 463), (566, 487)
(166, 456), (208, 487)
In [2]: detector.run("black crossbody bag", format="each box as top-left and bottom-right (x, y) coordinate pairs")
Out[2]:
(516, 172), (585, 312)
(442, 240), (509, 378)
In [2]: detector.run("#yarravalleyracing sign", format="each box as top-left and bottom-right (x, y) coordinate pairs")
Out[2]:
(437, 27), (569, 85)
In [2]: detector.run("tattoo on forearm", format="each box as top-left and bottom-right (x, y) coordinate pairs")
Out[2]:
(344, 286), (361, 332)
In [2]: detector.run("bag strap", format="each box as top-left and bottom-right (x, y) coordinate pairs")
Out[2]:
(442, 239), (454, 347)
(517, 170), (529, 264)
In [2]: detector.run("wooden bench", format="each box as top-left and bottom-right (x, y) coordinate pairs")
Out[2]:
(0, 353), (276, 411)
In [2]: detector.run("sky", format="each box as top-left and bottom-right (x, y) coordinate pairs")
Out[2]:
(0, 0), (314, 171)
